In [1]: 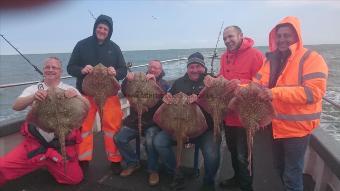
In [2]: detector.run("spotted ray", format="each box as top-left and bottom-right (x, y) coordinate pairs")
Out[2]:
(124, 72), (165, 140)
(197, 76), (235, 140)
(82, 63), (120, 128)
(27, 87), (89, 172)
(153, 92), (208, 169)
(228, 82), (275, 175)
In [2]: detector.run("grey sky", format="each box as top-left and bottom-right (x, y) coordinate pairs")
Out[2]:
(1, 0), (339, 55)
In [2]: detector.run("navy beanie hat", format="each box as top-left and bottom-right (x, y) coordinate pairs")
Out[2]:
(187, 52), (206, 68)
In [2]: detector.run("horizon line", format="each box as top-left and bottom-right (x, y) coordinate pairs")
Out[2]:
(1, 43), (339, 56)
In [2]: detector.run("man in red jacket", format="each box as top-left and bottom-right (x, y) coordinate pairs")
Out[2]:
(217, 26), (264, 191)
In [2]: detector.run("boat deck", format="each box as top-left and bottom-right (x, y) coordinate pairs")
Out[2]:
(2, 129), (313, 191)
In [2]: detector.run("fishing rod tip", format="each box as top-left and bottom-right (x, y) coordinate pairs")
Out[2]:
(126, 62), (133, 68)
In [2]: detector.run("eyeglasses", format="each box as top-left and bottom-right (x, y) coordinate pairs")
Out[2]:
(44, 66), (61, 70)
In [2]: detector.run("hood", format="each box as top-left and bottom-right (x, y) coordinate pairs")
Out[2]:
(93, 14), (113, 42)
(227, 37), (254, 54)
(269, 16), (303, 52)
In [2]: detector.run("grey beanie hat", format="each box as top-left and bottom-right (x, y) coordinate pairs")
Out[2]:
(187, 52), (206, 68)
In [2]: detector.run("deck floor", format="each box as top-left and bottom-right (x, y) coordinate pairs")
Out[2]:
(2, 129), (288, 191)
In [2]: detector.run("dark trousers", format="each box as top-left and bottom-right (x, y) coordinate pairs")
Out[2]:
(225, 125), (253, 191)
(154, 129), (221, 185)
(273, 135), (310, 191)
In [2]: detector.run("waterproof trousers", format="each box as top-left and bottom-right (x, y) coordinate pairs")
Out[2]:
(0, 124), (83, 186)
(78, 95), (123, 162)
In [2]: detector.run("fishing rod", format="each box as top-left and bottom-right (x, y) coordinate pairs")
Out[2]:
(210, 21), (224, 76)
(88, 10), (97, 20)
(1, 34), (43, 76)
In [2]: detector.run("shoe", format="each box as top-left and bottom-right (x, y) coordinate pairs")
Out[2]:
(219, 176), (240, 188)
(120, 164), (141, 177)
(200, 183), (215, 191)
(111, 162), (122, 175)
(148, 172), (159, 186)
(170, 174), (185, 190)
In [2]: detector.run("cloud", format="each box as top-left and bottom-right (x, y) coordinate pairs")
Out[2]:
(156, 0), (226, 8)
(264, 0), (340, 9)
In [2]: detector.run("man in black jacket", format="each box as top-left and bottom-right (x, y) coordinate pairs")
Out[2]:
(67, 14), (127, 172)
(114, 60), (169, 186)
(153, 52), (221, 191)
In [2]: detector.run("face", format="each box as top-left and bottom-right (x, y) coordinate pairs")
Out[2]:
(43, 58), (62, 81)
(275, 25), (298, 52)
(95, 23), (109, 43)
(147, 60), (163, 78)
(187, 63), (205, 81)
(223, 27), (243, 51)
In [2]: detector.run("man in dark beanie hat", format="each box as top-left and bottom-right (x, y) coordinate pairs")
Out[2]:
(154, 52), (221, 191)
(187, 52), (206, 69)
(67, 14), (127, 174)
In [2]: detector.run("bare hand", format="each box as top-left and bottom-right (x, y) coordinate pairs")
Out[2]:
(258, 88), (273, 101)
(64, 89), (78, 98)
(81, 65), (93, 75)
(226, 79), (241, 92)
(126, 72), (134, 81)
(203, 75), (215, 88)
(107, 66), (116, 76)
(187, 94), (198, 104)
(162, 93), (173, 104)
(34, 90), (48, 101)
(146, 74), (156, 81)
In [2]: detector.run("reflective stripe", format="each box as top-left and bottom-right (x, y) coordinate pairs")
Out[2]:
(302, 72), (327, 81)
(303, 86), (314, 104)
(78, 150), (92, 160)
(255, 73), (262, 80)
(298, 50), (313, 85)
(275, 112), (321, 121)
(81, 131), (92, 139)
(104, 131), (114, 138)
(107, 151), (120, 156)
(276, 84), (298, 87)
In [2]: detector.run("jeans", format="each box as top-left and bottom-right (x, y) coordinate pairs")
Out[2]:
(272, 135), (310, 191)
(154, 129), (221, 185)
(114, 126), (161, 172)
(225, 126), (253, 191)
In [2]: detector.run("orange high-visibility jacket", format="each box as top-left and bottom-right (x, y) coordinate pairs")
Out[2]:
(253, 16), (328, 139)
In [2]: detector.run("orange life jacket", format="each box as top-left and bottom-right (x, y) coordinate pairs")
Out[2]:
(253, 16), (328, 139)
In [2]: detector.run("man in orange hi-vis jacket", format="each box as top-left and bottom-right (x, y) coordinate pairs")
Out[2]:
(67, 14), (127, 174)
(253, 16), (328, 191)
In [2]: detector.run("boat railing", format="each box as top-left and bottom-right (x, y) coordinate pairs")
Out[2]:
(323, 96), (340, 110)
(0, 56), (219, 89)
(1, 55), (338, 113)
(0, 56), (340, 191)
